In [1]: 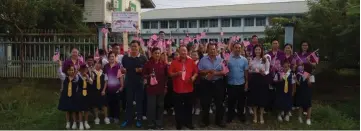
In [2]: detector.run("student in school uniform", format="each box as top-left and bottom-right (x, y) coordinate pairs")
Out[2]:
(120, 40), (148, 128)
(57, 60), (79, 130)
(104, 52), (124, 124)
(248, 44), (270, 124)
(295, 41), (316, 125)
(169, 46), (198, 130)
(283, 44), (297, 113)
(143, 47), (168, 130)
(273, 60), (296, 122)
(98, 49), (109, 68)
(90, 60), (110, 125)
(76, 64), (93, 130)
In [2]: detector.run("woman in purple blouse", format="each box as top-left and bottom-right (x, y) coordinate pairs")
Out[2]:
(103, 51), (124, 124)
(62, 47), (84, 71)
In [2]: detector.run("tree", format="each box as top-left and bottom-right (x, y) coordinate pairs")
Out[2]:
(264, 0), (359, 69)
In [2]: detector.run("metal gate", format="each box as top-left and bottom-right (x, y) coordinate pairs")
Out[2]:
(0, 30), (122, 78)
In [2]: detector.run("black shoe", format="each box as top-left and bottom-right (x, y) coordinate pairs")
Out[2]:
(239, 116), (246, 123)
(216, 123), (227, 128)
(226, 118), (233, 123)
(185, 124), (195, 130)
(156, 126), (164, 130)
(176, 125), (182, 130)
(199, 122), (209, 128)
(147, 125), (156, 130)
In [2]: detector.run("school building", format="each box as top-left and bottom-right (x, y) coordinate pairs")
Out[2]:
(140, 1), (308, 44)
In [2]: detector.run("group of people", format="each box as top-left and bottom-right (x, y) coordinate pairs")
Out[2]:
(56, 33), (318, 130)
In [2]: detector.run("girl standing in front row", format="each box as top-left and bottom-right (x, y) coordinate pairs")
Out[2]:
(91, 61), (110, 125)
(248, 45), (270, 124)
(57, 60), (79, 130)
(76, 64), (93, 130)
(274, 60), (296, 122)
(295, 62), (313, 125)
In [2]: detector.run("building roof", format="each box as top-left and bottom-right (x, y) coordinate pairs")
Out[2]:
(141, 1), (308, 20)
(141, 0), (155, 8)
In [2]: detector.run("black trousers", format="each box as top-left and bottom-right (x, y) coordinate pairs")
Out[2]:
(200, 79), (225, 124)
(227, 84), (246, 121)
(107, 92), (121, 119)
(173, 92), (193, 127)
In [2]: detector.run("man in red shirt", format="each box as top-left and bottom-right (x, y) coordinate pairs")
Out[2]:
(168, 46), (198, 130)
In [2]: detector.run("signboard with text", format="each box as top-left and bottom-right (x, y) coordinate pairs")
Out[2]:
(111, 11), (139, 32)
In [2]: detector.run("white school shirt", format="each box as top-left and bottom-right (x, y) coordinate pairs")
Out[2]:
(273, 69), (296, 84)
(249, 57), (270, 75)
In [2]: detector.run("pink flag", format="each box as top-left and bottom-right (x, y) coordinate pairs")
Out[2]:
(196, 35), (201, 42)
(78, 55), (84, 63)
(150, 76), (158, 85)
(200, 32), (206, 37)
(243, 41), (250, 47)
(101, 28), (108, 34)
(303, 71), (310, 79)
(181, 71), (186, 80)
(151, 34), (158, 41)
(231, 36), (236, 42)
(310, 52), (319, 64)
(180, 40), (184, 45)
(220, 32), (224, 36)
(52, 52), (60, 62)
(222, 62), (229, 74)
(236, 36), (240, 41)
(224, 53), (230, 61)
(117, 69), (122, 78)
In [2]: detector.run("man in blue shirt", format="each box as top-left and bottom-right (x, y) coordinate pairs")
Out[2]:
(226, 43), (249, 123)
(198, 44), (227, 128)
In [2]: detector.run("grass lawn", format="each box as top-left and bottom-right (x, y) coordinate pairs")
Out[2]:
(0, 70), (359, 130)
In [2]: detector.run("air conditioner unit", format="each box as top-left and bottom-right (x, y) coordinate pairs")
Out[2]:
(113, 0), (119, 9)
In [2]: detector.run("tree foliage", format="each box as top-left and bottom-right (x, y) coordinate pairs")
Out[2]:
(0, 0), (89, 33)
(264, 0), (360, 68)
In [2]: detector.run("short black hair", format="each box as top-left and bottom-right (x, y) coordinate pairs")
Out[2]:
(86, 55), (94, 60)
(252, 35), (258, 38)
(151, 47), (161, 53)
(98, 49), (105, 56)
(271, 39), (278, 43)
(112, 43), (119, 48)
(159, 31), (165, 34)
(130, 40), (141, 46)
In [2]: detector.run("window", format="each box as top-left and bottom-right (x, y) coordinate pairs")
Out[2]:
(188, 20), (197, 28)
(209, 19), (218, 28)
(160, 21), (168, 29)
(209, 38), (218, 42)
(201, 39), (208, 43)
(232, 18), (242, 27)
(244, 18), (254, 26)
(179, 20), (187, 28)
(256, 17), (266, 26)
(142, 21), (150, 29)
(150, 21), (158, 29)
(199, 19), (208, 28)
(169, 20), (177, 28)
(221, 18), (230, 27)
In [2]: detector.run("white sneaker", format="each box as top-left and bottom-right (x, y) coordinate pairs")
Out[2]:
(303, 112), (307, 115)
(71, 122), (77, 130)
(284, 115), (290, 122)
(114, 119), (119, 124)
(243, 107), (246, 114)
(79, 122), (84, 130)
(278, 115), (283, 122)
(142, 116), (147, 120)
(133, 101), (136, 105)
(195, 108), (201, 115)
(288, 111), (292, 116)
(94, 118), (100, 125)
(235, 109), (238, 113)
(84, 121), (91, 129)
(172, 111), (175, 115)
(66, 122), (71, 129)
(209, 109), (213, 114)
(192, 108), (195, 114)
(306, 119), (311, 125)
(104, 117), (110, 124)
(163, 110), (168, 115)
(298, 117), (303, 123)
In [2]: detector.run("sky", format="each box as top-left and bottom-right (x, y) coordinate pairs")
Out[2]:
(142, 0), (304, 12)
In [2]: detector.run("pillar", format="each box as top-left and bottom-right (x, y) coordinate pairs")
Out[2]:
(284, 23), (294, 50)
